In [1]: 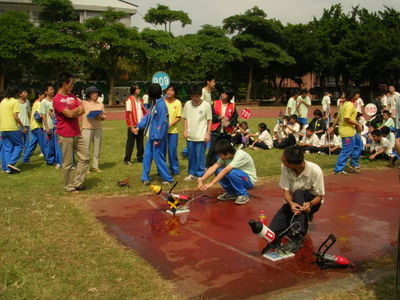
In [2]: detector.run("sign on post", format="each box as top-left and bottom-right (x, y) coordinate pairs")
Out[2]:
(364, 103), (377, 116)
(239, 108), (252, 120)
(152, 71), (170, 91)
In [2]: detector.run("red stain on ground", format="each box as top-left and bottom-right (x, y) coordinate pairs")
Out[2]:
(90, 169), (399, 299)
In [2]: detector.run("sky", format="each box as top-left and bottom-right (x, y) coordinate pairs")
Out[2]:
(129, 0), (400, 35)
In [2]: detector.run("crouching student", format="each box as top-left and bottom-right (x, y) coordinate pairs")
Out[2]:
(298, 127), (320, 153)
(198, 139), (257, 205)
(369, 129), (394, 162)
(318, 129), (341, 155)
(136, 83), (173, 185)
(265, 146), (325, 253)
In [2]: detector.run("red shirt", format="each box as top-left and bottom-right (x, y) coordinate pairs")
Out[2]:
(53, 93), (81, 137)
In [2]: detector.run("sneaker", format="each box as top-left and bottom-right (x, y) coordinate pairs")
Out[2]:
(217, 193), (237, 201)
(334, 170), (348, 175)
(235, 195), (250, 205)
(280, 236), (304, 253)
(91, 168), (103, 173)
(183, 175), (197, 182)
(305, 150), (311, 154)
(142, 180), (151, 185)
(318, 151), (326, 155)
(238, 144), (244, 149)
(124, 161), (132, 165)
(55, 164), (61, 169)
(7, 164), (21, 173)
(39, 153), (44, 157)
(65, 186), (77, 192)
(346, 165), (361, 174)
(161, 181), (173, 185)
(74, 185), (88, 191)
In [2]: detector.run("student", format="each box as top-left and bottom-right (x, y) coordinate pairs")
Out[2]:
(369, 129), (393, 161)
(0, 86), (25, 173)
(206, 88), (238, 167)
(198, 139), (257, 205)
(381, 126), (396, 165)
(298, 127), (320, 153)
(336, 92), (346, 107)
(40, 84), (61, 167)
(22, 89), (46, 163)
(17, 88), (31, 152)
(318, 129), (341, 155)
(124, 85), (146, 164)
(308, 109), (326, 138)
(381, 91), (389, 111)
(249, 123), (273, 150)
(53, 72), (89, 192)
(273, 116), (290, 144)
(136, 83), (173, 185)
(285, 89), (298, 116)
(379, 110), (395, 131)
(329, 88), (363, 174)
(354, 92), (364, 114)
(273, 115), (301, 149)
(387, 86), (399, 116)
(81, 86), (106, 172)
(163, 84), (182, 175)
(296, 90), (311, 125)
(232, 121), (251, 147)
(201, 74), (216, 105)
(182, 85), (212, 181)
(265, 146), (325, 253)
(321, 91), (331, 115)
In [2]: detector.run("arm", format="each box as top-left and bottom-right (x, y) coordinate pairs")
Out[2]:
(283, 189), (302, 215)
(198, 162), (222, 190)
(14, 113), (26, 133)
(183, 119), (188, 139)
(369, 147), (385, 160)
(205, 119), (211, 143)
(169, 116), (181, 128)
(199, 164), (231, 191)
(60, 106), (83, 119)
(301, 195), (323, 213)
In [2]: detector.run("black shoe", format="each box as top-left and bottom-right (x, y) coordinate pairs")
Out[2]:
(74, 185), (88, 191)
(136, 159), (143, 163)
(280, 236), (304, 253)
(262, 243), (279, 254)
(7, 164), (21, 173)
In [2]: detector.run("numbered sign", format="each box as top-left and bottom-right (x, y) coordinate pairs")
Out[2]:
(152, 71), (170, 90)
(239, 108), (252, 119)
(365, 103), (377, 116)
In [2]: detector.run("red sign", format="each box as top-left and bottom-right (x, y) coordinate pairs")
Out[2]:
(365, 103), (377, 116)
(239, 108), (252, 119)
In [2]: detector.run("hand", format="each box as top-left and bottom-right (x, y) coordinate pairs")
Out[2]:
(198, 180), (204, 190)
(301, 202), (311, 213)
(46, 129), (51, 135)
(355, 123), (362, 132)
(289, 202), (302, 215)
(327, 127), (334, 134)
(369, 154), (376, 160)
(130, 127), (136, 134)
(183, 130), (188, 139)
(205, 134), (210, 144)
(153, 141), (160, 146)
(200, 183), (212, 192)
(22, 127), (28, 134)
(133, 127), (139, 135)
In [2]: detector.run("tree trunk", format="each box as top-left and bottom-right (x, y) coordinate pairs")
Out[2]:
(168, 22), (171, 34)
(164, 23), (167, 32)
(246, 65), (253, 101)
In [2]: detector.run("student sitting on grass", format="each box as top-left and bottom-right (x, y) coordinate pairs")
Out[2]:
(231, 121), (251, 148)
(273, 116), (290, 143)
(308, 109), (326, 138)
(298, 127), (320, 153)
(317, 128), (341, 155)
(273, 115), (301, 149)
(198, 139), (257, 205)
(378, 110), (395, 131)
(368, 129), (394, 162)
(249, 123), (273, 150)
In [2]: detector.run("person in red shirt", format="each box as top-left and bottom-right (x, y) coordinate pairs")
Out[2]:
(53, 72), (89, 192)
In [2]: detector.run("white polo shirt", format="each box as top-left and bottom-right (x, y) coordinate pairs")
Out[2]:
(279, 161), (325, 197)
(300, 133), (320, 146)
(371, 137), (393, 156)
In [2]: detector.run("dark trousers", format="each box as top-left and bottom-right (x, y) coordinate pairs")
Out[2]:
(300, 145), (319, 153)
(319, 147), (341, 155)
(269, 190), (321, 245)
(206, 133), (230, 168)
(124, 128), (144, 162)
(273, 133), (296, 149)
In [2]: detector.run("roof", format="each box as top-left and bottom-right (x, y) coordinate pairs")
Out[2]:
(71, 0), (137, 14)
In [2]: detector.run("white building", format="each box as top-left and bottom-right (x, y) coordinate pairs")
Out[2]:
(0, 0), (137, 27)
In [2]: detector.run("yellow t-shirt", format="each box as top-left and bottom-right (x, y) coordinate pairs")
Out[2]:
(0, 97), (20, 131)
(30, 100), (43, 130)
(338, 101), (357, 137)
(165, 99), (182, 134)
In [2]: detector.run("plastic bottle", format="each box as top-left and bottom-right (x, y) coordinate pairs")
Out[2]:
(248, 219), (275, 243)
(259, 210), (267, 225)
(322, 254), (350, 265)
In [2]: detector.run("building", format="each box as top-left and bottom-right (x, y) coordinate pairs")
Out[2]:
(0, 0), (137, 27)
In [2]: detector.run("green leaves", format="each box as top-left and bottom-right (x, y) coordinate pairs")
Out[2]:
(144, 4), (191, 33)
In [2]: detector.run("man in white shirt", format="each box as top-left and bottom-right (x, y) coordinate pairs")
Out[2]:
(201, 74), (216, 105)
(265, 146), (325, 253)
(354, 94), (364, 114)
(298, 127), (320, 153)
(369, 129), (393, 161)
(285, 90), (299, 116)
(321, 91), (331, 114)
(198, 139), (257, 205)
(318, 131), (341, 155)
(388, 86), (399, 116)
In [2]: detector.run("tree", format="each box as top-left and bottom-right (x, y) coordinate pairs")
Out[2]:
(144, 4), (191, 33)
(0, 11), (34, 92)
(223, 7), (294, 101)
(85, 9), (141, 104)
(34, 0), (78, 24)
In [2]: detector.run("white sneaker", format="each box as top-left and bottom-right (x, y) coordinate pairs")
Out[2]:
(183, 175), (197, 182)
(217, 193), (237, 201)
(305, 150), (311, 154)
(238, 144), (244, 149)
(55, 164), (61, 169)
(235, 195), (250, 205)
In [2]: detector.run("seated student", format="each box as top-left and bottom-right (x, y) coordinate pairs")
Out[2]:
(369, 129), (393, 161)
(249, 123), (273, 150)
(198, 139), (257, 205)
(273, 115), (301, 149)
(298, 127), (320, 153)
(318, 128), (341, 155)
(308, 109), (326, 138)
(273, 116), (290, 143)
(231, 121), (251, 148)
(265, 146), (325, 254)
(378, 110), (395, 131)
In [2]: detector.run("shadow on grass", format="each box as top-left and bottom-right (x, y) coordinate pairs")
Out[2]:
(100, 162), (117, 170)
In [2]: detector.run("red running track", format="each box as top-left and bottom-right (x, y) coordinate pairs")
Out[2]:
(90, 169), (399, 299)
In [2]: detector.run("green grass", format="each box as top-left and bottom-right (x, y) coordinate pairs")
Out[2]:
(0, 118), (392, 299)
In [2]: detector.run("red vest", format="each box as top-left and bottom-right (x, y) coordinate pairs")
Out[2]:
(211, 100), (235, 132)
(125, 96), (147, 127)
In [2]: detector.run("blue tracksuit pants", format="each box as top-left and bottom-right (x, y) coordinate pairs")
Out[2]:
(20, 126), (30, 152)
(216, 167), (253, 196)
(22, 128), (45, 162)
(334, 133), (363, 172)
(141, 138), (173, 182)
(1, 131), (23, 171)
(187, 141), (206, 177)
(44, 129), (62, 165)
(166, 133), (179, 175)
(0, 137), (6, 170)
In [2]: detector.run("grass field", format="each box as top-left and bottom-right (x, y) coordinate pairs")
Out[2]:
(0, 118), (394, 299)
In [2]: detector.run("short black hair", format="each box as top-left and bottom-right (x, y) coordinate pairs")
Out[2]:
(17, 87), (28, 95)
(58, 72), (74, 89)
(382, 110), (391, 116)
(306, 126), (315, 132)
(291, 89), (299, 97)
(345, 88), (360, 101)
(313, 109), (322, 118)
(190, 85), (202, 96)
(289, 114), (298, 121)
(42, 83), (54, 94)
(165, 84), (178, 97)
(130, 84), (140, 95)
(204, 74), (215, 85)
(284, 145), (304, 165)
(148, 83), (162, 101)
(221, 87), (234, 101)
(214, 139), (236, 155)
(381, 126), (390, 135)
(258, 122), (267, 131)
(371, 129), (382, 137)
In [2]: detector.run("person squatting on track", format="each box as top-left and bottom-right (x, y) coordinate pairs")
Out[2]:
(265, 145), (325, 253)
(198, 139), (257, 205)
